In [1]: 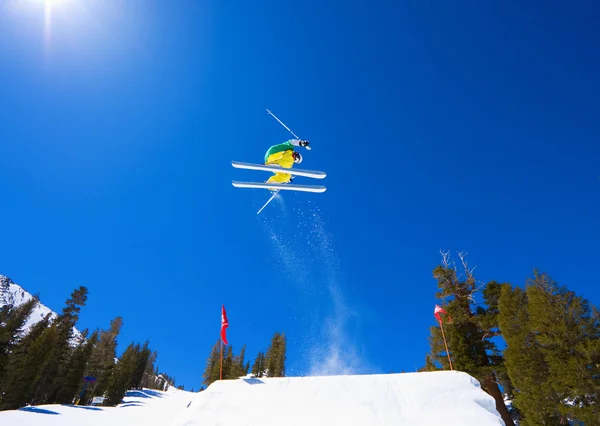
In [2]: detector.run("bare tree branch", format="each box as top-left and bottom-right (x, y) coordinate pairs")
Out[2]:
(458, 251), (477, 278)
(440, 250), (451, 269)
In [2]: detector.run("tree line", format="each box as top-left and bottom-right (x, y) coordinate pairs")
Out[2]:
(423, 252), (600, 426)
(8, 249), (595, 425)
(0, 279), (176, 411)
(202, 331), (287, 387)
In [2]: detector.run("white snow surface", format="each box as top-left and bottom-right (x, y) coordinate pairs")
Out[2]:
(0, 371), (505, 426)
(0, 387), (190, 426)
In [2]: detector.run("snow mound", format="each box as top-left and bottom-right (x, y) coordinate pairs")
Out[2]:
(174, 371), (504, 426)
(0, 372), (504, 426)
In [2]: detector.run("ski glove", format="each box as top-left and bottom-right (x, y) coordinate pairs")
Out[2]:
(299, 140), (310, 147)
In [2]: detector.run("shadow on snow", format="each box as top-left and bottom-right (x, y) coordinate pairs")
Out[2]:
(64, 405), (103, 411)
(119, 403), (144, 408)
(243, 378), (266, 385)
(125, 389), (164, 399)
(19, 406), (60, 415)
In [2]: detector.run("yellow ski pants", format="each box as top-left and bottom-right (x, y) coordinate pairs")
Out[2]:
(265, 150), (294, 184)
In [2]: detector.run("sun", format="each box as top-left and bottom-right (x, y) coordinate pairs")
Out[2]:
(26, 0), (67, 8)
(14, 0), (76, 55)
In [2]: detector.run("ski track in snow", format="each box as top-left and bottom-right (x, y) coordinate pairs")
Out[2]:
(258, 197), (372, 376)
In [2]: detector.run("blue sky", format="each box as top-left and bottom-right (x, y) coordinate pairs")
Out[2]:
(1, 0), (598, 389)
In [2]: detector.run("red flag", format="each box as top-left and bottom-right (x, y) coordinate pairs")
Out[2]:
(221, 305), (229, 345)
(434, 304), (452, 323)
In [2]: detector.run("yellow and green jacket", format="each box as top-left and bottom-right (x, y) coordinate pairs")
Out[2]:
(263, 139), (301, 184)
(264, 139), (301, 166)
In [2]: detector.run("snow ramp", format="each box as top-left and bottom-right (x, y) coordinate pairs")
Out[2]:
(173, 371), (504, 426)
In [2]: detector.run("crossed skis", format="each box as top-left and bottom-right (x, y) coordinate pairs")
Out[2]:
(231, 161), (327, 193)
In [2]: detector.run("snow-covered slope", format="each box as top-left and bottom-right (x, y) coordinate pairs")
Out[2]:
(0, 387), (192, 426)
(0, 371), (504, 426)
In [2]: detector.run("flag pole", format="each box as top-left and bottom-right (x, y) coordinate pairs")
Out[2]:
(219, 339), (223, 380)
(219, 304), (229, 380)
(438, 319), (454, 370)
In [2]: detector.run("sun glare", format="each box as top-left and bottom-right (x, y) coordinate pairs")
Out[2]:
(40, 0), (65, 54)
(5, 0), (77, 56)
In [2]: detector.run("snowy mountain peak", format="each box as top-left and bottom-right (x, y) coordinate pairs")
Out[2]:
(0, 274), (80, 338)
(0, 274), (17, 305)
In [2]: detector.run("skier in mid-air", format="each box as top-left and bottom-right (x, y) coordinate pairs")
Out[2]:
(231, 109), (325, 205)
(264, 139), (311, 184)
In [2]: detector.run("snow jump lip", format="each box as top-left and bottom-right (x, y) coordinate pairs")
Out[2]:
(172, 371), (505, 426)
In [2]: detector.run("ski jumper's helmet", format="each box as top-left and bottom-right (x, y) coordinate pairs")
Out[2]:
(293, 151), (303, 164)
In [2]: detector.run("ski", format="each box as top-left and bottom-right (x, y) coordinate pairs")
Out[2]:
(232, 181), (326, 193)
(232, 161), (326, 179)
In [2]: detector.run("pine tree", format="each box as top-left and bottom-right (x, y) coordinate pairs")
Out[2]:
(251, 351), (266, 377)
(527, 272), (600, 424)
(140, 350), (158, 388)
(54, 330), (99, 404)
(425, 253), (514, 426)
(0, 298), (38, 386)
(86, 316), (123, 397)
(499, 272), (600, 425)
(498, 284), (556, 425)
(202, 340), (222, 387)
(105, 342), (139, 405)
(418, 354), (438, 372)
(232, 344), (247, 378)
(0, 314), (54, 410)
(265, 332), (286, 377)
(130, 341), (152, 389)
(222, 346), (234, 379)
(34, 286), (88, 404)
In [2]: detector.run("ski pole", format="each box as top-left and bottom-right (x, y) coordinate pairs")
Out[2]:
(257, 190), (279, 215)
(266, 109), (311, 150)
